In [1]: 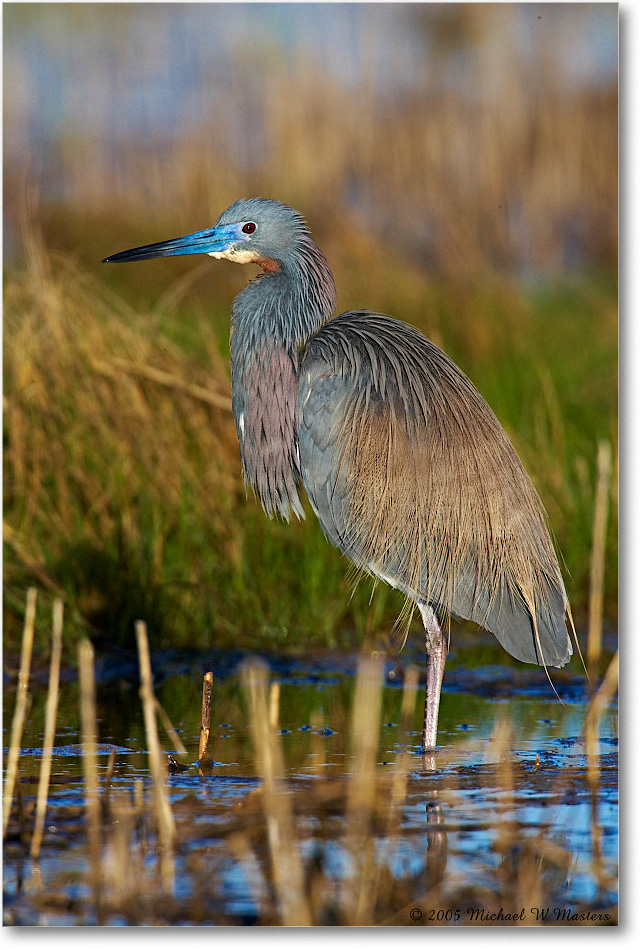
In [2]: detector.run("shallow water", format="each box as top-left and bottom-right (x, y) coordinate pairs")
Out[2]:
(3, 637), (618, 926)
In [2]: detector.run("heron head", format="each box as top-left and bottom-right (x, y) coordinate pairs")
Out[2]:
(102, 197), (310, 273)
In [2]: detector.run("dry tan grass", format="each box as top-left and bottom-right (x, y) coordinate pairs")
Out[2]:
(3, 218), (617, 648)
(4, 8), (617, 280)
(3, 225), (242, 634)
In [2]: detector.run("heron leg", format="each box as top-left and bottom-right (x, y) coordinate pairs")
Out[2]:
(418, 604), (447, 753)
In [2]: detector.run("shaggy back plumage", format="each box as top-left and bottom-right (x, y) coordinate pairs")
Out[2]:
(300, 312), (572, 668)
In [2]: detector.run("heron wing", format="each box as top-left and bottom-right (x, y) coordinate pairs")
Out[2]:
(298, 310), (572, 668)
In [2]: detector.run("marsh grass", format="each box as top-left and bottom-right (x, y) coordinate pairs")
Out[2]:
(3, 222), (616, 657)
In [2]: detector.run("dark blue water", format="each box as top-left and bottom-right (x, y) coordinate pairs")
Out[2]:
(3, 645), (618, 926)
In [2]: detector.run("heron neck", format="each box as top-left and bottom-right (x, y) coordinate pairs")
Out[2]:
(228, 247), (335, 520)
(231, 237), (336, 354)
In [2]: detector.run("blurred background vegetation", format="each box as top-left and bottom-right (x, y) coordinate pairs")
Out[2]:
(3, 3), (617, 659)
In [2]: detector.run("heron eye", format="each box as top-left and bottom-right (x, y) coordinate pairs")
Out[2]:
(242, 222), (256, 234)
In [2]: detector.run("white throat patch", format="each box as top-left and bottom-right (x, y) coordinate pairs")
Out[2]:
(208, 247), (261, 264)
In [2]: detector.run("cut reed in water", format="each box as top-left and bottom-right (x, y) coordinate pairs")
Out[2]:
(198, 671), (214, 768)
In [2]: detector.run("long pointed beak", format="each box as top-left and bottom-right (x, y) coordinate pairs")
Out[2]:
(102, 223), (243, 263)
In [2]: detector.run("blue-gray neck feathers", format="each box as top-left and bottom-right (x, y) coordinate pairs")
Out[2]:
(227, 200), (336, 519)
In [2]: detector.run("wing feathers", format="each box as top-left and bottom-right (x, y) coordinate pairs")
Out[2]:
(299, 311), (571, 667)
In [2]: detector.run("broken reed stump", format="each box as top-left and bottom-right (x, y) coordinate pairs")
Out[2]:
(198, 671), (214, 771)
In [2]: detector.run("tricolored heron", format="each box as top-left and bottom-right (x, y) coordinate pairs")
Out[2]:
(104, 197), (575, 752)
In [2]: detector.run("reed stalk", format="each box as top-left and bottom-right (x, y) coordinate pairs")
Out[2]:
(108, 791), (137, 908)
(241, 658), (311, 926)
(488, 717), (516, 855)
(584, 650), (618, 891)
(102, 747), (117, 813)
(369, 665), (419, 918)
(91, 356), (233, 411)
(268, 681), (280, 731)
(3, 588), (37, 839)
(30, 598), (64, 859)
(587, 440), (613, 681)
(386, 665), (419, 834)
(135, 620), (176, 893)
(77, 637), (102, 920)
(133, 777), (146, 853)
(585, 652), (619, 791)
(344, 653), (384, 924)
